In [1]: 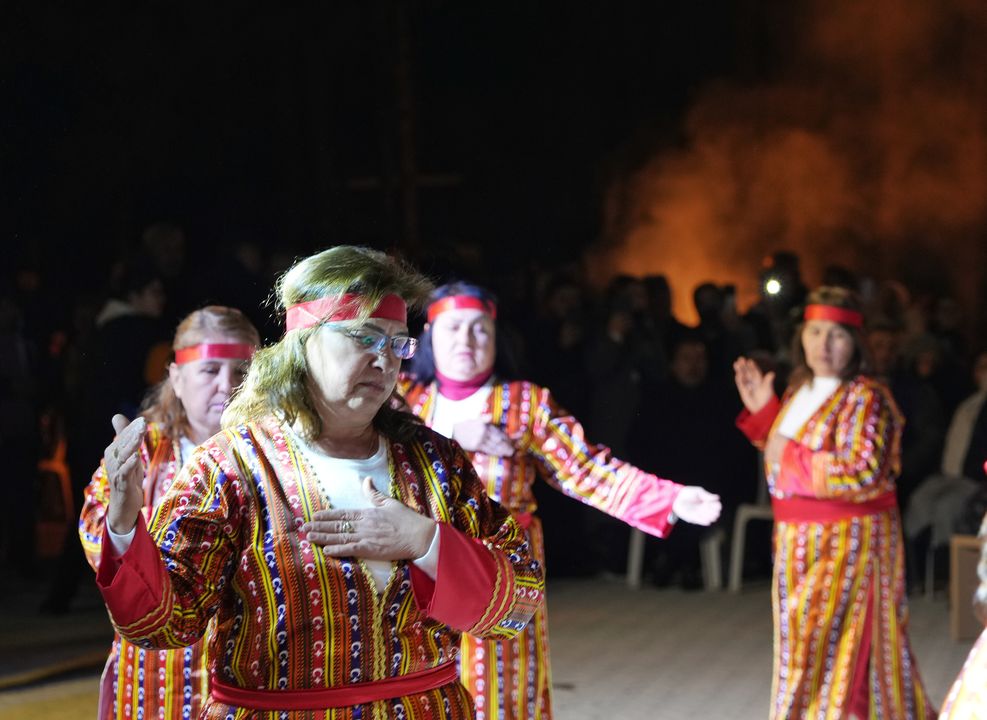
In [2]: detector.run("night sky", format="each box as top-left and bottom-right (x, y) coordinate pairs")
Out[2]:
(3, 2), (748, 281)
(5, 2), (985, 336)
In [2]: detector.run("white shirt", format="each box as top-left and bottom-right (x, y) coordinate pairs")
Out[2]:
(289, 429), (399, 593)
(777, 377), (841, 438)
(178, 436), (197, 466)
(430, 385), (493, 439)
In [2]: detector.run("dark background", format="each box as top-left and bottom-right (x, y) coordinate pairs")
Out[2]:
(2, 2), (760, 279)
(4, 1), (985, 601)
(4, 2), (985, 338)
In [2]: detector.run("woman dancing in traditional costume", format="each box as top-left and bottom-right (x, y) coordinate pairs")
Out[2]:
(94, 247), (544, 719)
(734, 286), (936, 719)
(399, 281), (721, 720)
(80, 305), (259, 720)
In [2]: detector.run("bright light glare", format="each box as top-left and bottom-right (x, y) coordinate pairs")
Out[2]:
(764, 278), (782, 296)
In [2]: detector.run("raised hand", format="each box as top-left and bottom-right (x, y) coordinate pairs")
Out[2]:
(301, 477), (437, 561)
(104, 414), (148, 534)
(733, 357), (776, 414)
(452, 417), (515, 457)
(671, 486), (722, 526)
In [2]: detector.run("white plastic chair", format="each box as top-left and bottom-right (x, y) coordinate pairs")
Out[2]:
(626, 526), (725, 591)
(700, 527), (725, 590)
(626, 528), (647, 589)
(728, 456), (773, 593)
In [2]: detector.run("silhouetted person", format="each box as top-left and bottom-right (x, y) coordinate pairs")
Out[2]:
(527, 273), (590, 418)
(693, 282), (755, 380)
(141, 222), (194, 327)
(868, 321), (945, 508)
(744, 250), (808, 361)
(0, 295), (41, 578)
(642, 274), (688, 352)
(630, 331), (754, 588)
(585, 276), (664, 454)
(42, 253), (168, 613)
(905, 351), (987, 592)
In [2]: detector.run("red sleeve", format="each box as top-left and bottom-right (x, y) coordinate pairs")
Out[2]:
(95, 514), (175, 635)
(736, 396), (781, 445)
(409, 522), (517, 635)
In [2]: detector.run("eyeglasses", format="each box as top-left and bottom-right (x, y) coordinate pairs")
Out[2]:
(329, 325), (418, 359)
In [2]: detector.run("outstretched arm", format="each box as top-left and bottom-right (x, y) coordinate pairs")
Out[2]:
(525, 385), (720, 537)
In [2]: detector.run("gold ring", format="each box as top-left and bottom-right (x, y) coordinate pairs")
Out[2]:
(341, 520), (354, 534)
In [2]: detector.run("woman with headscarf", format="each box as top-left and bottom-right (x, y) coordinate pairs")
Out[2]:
(80, 305), (259, 720)
(93, 247), (544, 719)
(734, 286), (936, 719)
(399, 281), (722, 720)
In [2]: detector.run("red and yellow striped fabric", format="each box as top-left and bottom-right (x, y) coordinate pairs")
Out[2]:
(80, 421), (209, 720)
(940, 629), (987, 718)
(96, 416), (543, 719)
(939, 514), (987, 718)
(739, 376), (937, 720)
(399, 378), (683, 720)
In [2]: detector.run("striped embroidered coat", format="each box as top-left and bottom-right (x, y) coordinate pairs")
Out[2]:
(939, 513), (987, 719)
(95, 416), (544, 720)
(80, 421), (209, 720)
(940, 630), (987, 719)
(399, 378), (683, 720)
(738, 376), (937, 720)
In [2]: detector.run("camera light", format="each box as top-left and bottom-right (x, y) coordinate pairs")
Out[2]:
(764, 278), (782, 296)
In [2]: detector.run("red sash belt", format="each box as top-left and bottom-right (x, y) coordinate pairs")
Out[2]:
(771, 491), (898, 523)
(211, 662), (459, 711)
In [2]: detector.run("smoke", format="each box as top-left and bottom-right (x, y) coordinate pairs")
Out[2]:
(598, 0), (987, 328)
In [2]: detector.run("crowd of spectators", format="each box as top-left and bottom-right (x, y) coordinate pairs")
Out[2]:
(2, 228), (984, 606)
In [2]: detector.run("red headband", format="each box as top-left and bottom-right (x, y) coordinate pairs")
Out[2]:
(284, 293), (408, 332)
(174, 343), (256, 365)
(427, 295), (497, 323)
(804, 304), (863, 328)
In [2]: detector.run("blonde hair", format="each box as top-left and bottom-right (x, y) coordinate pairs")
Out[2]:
(141, 306), (261, 439)
(223, 245), (433, 440)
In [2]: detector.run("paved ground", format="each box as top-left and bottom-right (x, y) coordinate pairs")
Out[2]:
(0, 574), (975, 719)
(0, 570), (109, 719)
(547, 578), (973, 719)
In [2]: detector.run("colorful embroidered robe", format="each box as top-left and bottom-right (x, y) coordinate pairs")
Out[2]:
(95, 416), (544, 720)
(939, 513), (987, 719)
(399, 378), (683, 720)
(738, 376), (937, 720)
(940, 629), (987, 718)
(80, 421), (209, 720)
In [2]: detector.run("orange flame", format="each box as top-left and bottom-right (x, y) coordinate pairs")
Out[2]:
(597, 0), (987, 328)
